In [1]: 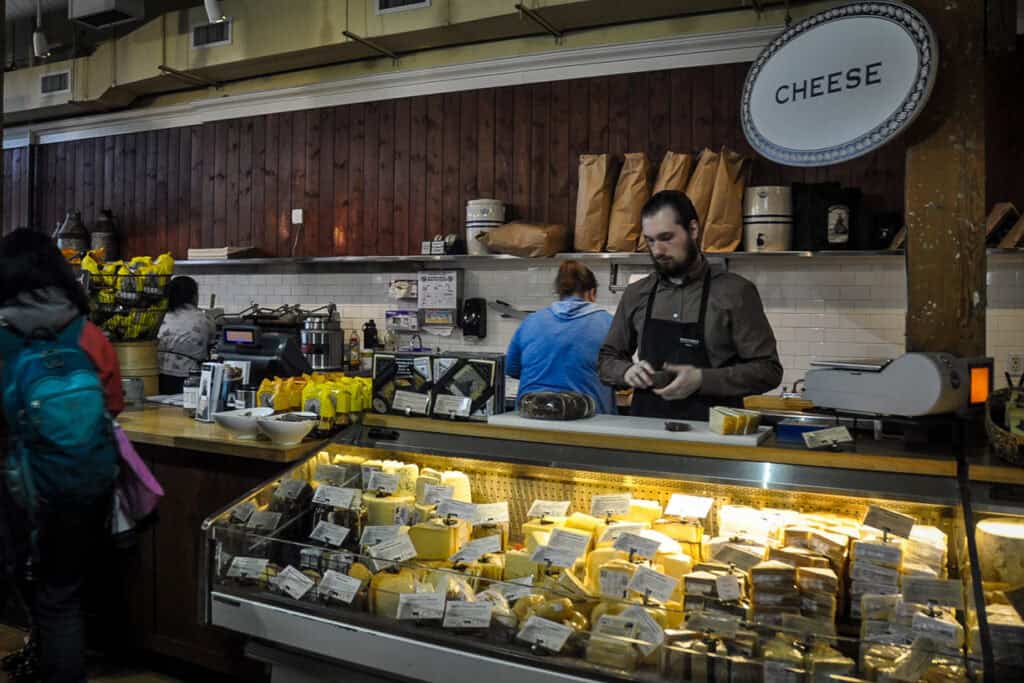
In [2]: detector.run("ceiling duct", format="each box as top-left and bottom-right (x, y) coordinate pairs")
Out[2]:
(68, 0), (145, 29)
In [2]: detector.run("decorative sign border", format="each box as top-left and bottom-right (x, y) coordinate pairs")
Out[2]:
(741, 2), (938, 167)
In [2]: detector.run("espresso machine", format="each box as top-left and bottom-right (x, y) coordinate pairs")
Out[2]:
(301, 304), (345, 371)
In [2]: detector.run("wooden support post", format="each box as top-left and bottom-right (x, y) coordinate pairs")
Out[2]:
(905, 0), (987, 358)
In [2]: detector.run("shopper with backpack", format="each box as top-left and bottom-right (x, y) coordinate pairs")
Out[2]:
(0, 228), (123, 683)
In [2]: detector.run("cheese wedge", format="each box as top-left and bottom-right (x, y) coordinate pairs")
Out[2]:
(369, 567), (419, 618)
(409, 518), (472, 561)
(585, 547), (628, 594)
(709, 406), (740, 435)
(652, 519), (703, 544)
(525, 530), (551, 555)
(440, 470), (472, 503)
(521, 516), (568, 541)
(586, 634), (640, 672)
(504, 549), (541, 581)
(796, 566), (839, 595)
(414, 470), (443, 504)
(597, 559), (639, 599)
(613, 499), (664, 525)
(471, 522), (509, 551)
(363, 492), (416, 526)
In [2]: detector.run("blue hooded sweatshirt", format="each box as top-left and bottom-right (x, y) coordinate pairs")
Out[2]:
(506, 297), (616, 414)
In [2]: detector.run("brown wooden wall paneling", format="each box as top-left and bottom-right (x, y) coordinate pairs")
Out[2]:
(378, 100), (396, 256)
(548, 80), (570, 228)
(493, 87), (514, 221)
(424, 94), (444, 239)
(393, 98), (411, 257)
(348, 104), (366, 256)
(408, 98), (427, 255)
(15, 61), (909, 254)
(441, 93), (461, 237)
(332, 106), (350, 255)
(317, 108), (335, 258)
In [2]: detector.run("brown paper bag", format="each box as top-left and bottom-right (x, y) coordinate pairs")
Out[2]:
(637, 151), (695, 251)
(606, 153), (652, 253)
(653, 151), (695, 194)
(478, 222), (571, 258)
(685, 148), (720, 228)
(573, 154), (614, 252)
(702, 147), (751, 253)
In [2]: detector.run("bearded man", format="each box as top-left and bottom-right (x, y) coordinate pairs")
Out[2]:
(598, 190), (783, 419)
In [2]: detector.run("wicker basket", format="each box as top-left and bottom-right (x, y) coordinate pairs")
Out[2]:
(986, 388), (1024, 465)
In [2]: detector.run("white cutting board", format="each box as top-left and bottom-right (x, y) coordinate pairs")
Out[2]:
(487, 413), (770, 447)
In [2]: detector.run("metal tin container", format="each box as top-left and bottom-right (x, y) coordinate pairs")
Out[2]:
(301, 315), (344, 371)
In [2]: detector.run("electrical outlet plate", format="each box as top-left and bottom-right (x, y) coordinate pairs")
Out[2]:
(1009, 353), (1024, 376)
(291, 209), (303, 224)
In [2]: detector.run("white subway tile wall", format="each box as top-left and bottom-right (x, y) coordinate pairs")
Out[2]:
(191, 257), (1024, 393)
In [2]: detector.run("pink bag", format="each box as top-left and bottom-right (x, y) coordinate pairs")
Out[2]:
(114, 425), (164, 520)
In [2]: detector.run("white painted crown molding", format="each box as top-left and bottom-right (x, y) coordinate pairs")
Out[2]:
(3, 26), (780, 149)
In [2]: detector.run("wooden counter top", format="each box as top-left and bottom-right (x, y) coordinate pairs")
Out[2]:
(119, 406), (326, 463)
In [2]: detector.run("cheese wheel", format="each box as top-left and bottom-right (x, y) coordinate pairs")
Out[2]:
(976, 518), (1024, 584)
(440, 471), (472, 503)
(363, 492), (415, 526)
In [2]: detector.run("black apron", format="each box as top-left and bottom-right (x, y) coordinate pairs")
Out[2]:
(631, 270), (741, 420)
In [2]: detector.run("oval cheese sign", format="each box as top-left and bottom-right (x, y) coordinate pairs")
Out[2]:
(741, 2), (937, 167)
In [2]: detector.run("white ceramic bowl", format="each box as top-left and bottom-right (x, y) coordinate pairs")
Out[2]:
(213, 407), (275, 439)
(257, 412), (318, 446)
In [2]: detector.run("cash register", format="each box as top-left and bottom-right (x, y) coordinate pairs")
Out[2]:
(216, 324), (312, 384)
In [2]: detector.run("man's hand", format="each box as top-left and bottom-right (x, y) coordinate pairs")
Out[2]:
(624, 361), (656, 389)
(654, 364), (703, 401)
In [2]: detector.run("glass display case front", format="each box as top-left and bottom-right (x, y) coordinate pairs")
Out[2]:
(201, 436), (990, 683)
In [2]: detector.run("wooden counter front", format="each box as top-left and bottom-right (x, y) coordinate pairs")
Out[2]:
(362, 414), (959, 478)
(119, 406), (326, 462)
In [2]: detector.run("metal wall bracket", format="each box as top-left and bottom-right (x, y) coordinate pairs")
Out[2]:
(515, 3), (562, 41)
(343, 30), (400, 65)
(157, 65), (222, 89)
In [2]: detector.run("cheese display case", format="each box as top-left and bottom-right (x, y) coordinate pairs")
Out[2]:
(199, 417), (1011, 683)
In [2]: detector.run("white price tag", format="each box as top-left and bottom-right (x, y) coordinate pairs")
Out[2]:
(226, 557), (268, 579)
(622, 605), (665, 656)
(366, 471), (399, 494)
(246, 511), (282, 533)
(437, 499), (477, 523)
(314, 464), (348, 484)
(803, 425), (854, 449)
(475, 502), (510, 525)
(502, 575), (534, 602)
(665, 494), (714, 520)
(391, 390), (430, 415)
(599, 567), (632, 599)
(598, 522), (646, 545)
(275, 479), (307, 501)
(318, 570), (361, 604)
(309, 521), (350, 547)
(422, 485), (454, 505)
(911, 613), (961, 647)
(612, 532), (661, 560)
(230, 501), (256, 524)
(628, 566), (679, 604)
(863, 505), (916, 539)
(397, 592), (445, 620)
(433, 395), (472, 418)
(715, 575), (743, 602)
(313, 485), (359, 509)
(594, 614), (639, 638)
(276, 565), (315, 600)
(367, 534), (418, 565)
(547, 528), (591, 558)
(450, 534), (502, 564)
(516, 616), (573, 653)
(527, 500), (571, 519)
(902, 578), (964, 609)
(443, 601), (493, 629)
(591, 494), (631, 517)
(530, 545), (579, 570)
(360, 525), (402, 548)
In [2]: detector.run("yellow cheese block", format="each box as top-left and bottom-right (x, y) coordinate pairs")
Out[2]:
(652, 519), (703, 544)
(380, 461), (419, 495)
(414, 471), (443, 504)
(440, 470), (472, 503)
(363, 492), (416, 526)
(370, 567), (419, 618)
(521, 516), (568, 541)
(504, 550), (541, 581)
(471, 522), (510, 551)
(564, 512), (607, 549)
(612, 499), (663, 525)
(709, 406), (740, 435)
(526, 530), (551, 555)
(796, 566), (839, 595)
(597, 559), (639, 599)
(414, 503), (436, 524)
(409, 518), (472, 561)
(464, 554), (506, 591)
(585, 547), (628, 593)
(586, 635), (640, 672)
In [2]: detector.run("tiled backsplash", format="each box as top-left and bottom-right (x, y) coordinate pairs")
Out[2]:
(192, 257), (1024, 393)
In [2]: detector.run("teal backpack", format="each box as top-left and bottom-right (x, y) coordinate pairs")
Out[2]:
(0, 316), (119, 521)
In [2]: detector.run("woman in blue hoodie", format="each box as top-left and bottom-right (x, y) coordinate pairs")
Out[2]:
(506, 260), (616, 414)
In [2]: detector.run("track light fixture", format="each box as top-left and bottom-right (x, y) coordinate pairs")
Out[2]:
(33, 0), (51, 59)
(204, 0), (228, 24)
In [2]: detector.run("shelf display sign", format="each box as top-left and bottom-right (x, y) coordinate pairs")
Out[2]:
(742, 1), (937, 167)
